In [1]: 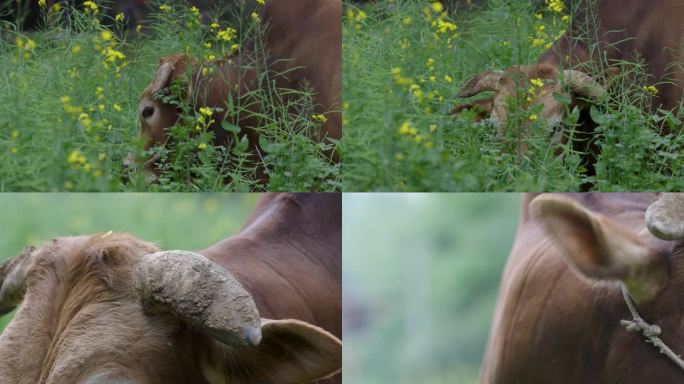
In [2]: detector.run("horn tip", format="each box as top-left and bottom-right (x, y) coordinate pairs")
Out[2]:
(245, 326), (262, 346)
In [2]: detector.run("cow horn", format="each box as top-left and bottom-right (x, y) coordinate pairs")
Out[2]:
(0, 245), (34, 315)
(645, 193), (684, 240)
(563, 69), (607, 100)
(457, 70), (508, 98)
(150, 62), (174, 94)
(132, 250), (262, 347)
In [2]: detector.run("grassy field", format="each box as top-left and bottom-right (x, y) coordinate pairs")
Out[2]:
(0, 2), (339, 191)
(342, 0), (684, 191)
(0, 193), (258, 331)
(343, 193), (519, 383)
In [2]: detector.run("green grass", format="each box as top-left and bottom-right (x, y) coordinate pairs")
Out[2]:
(0, 1), (339, 191)
(0, 193), (258, 331)
(342, 0), (684, 191)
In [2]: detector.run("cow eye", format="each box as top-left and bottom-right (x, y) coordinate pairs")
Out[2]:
(141, 106), (155, 119)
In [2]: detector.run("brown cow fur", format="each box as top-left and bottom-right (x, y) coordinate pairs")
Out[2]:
(481, 193), (684, 384)
(0, 193), (341, 383)
(138, 0), (341, 180)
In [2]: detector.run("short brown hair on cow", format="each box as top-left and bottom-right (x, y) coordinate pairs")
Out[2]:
(452, 0), (684, 176)
(0, 196), (342, 384)
(481, 193), (684, 383)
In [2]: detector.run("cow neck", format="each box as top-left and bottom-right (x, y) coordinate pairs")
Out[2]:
(620, 284), (684, 372)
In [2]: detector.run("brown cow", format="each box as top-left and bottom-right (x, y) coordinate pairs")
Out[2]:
(453, 0), (684, 164)
(0, 193), (341, 383)
(136, 0), (341, 178)
(481, 193), (684, 383)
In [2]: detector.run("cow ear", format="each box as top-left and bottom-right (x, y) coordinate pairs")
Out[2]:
(530, 194), (668, 303)
(150, 54), (189, 94)
(222, 319), (341, 384)
(0, 246), (34, 315)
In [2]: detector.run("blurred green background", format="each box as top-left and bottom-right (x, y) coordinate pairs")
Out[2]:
(343, 193), (520, 383)
(0, 193), (259, 330)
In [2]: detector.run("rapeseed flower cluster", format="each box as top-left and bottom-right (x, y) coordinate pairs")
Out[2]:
(15, 37), (36, 60)
(311, 114), (328, 124)
(346, 8), (367, 30)
(398, 121), (434, 150)
(529, 0), (568, 49)
(83, 1), (98, 14)
(643, 85), (659, 95)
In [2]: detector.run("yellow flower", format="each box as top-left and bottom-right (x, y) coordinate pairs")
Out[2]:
(444, 75), (453, 83)
(103, 47), (125, 62)
(210, 22), (220, 30)
(395, 152), (405, 161)
(159, 5), (171, 11)
(199, 107), (213, 116)
(311, 114), (328, 123)
(71, 45), (81, 54)
(231, 44), (239, 52)
(11, 130), (19, 140)
(60, 96), (71, 103)
(251, 12), (260, 22)
(115, 13), (124, 22)
(51, 3), (61, 12)
(190, 6), (200, 15)
(431, 2), (444, 13)
(198, 143), (207, 150)
(67, 150), (87, 165)
(398, 121), (418, 136)
(203, 41), (211, 48)
(643, 85), (659, 95)
(547, 0), (565, 13)
(112, 104), (122, 112)
(10, 147), (17, 154)
(529, 114), (538, 121)
(100, 30), (113, 41)
(93, 170), (102, 177)
(402, 17), (412, 26)
(38, 0), (46, 8)
(256, 0), (265, 5)
(136, 25), (142, 33)
(530, 78), (544, 88)
(83, 1), (98, 11)
(207, 54), (216, 60)
(217, 27), (237, 42)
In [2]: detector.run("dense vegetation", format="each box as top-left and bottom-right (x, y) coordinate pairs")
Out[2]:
(343, 0), (684, 191)
(0, 2), (339, 191)
(0, 193), (258, 330)
(344, 193), (519, 383)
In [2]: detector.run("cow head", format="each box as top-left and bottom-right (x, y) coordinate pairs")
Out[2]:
(530, 194), (684, 304)
(138, 54), (194, 153)
(132, 53), (252, 177)
(452, 64), (618, 152)
(0, 234), (341, 383)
